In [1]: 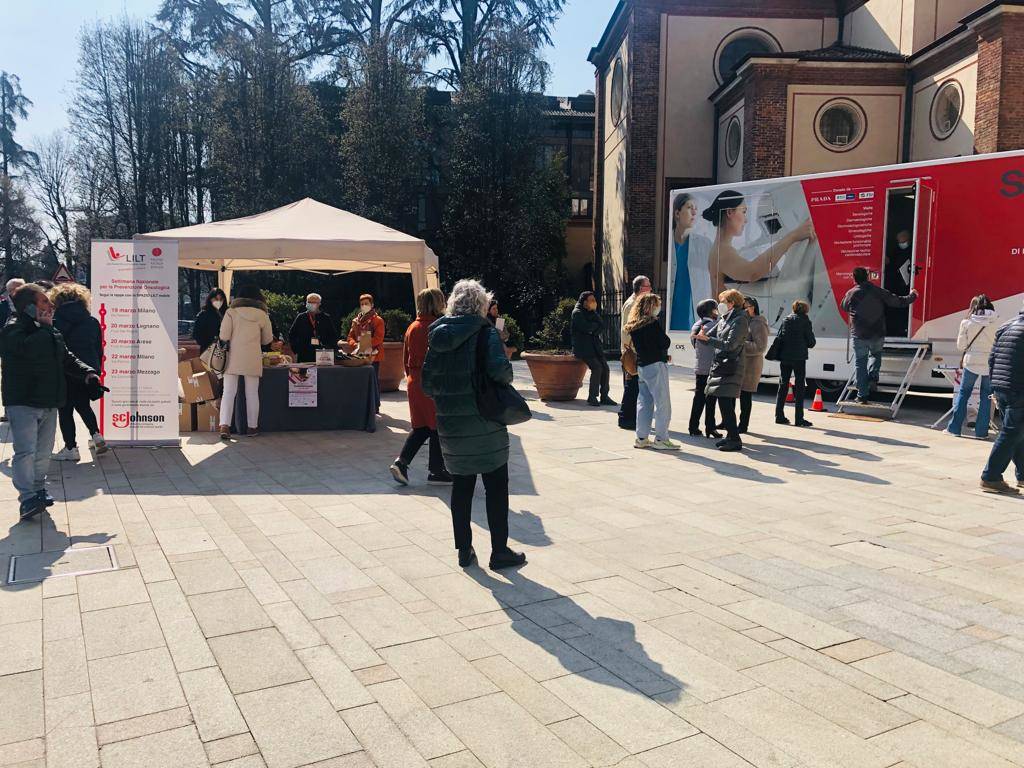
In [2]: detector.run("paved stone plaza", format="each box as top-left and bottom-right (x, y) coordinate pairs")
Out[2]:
(4, 362), (1024, 768)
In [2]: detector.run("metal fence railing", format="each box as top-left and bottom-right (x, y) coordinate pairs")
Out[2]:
(597, 289), (667, 355)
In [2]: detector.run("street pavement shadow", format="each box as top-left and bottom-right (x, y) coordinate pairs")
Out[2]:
(755, 433), (883, 462)
(664, 434), (786, 484)
(466, 566), (686, 703)
(821, 428), (926, 449)
(741, 442), (891, 485)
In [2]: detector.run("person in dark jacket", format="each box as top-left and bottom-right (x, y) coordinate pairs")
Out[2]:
(774, 299), (817, 427)
(840, 266), (917, 403)
(0, 284), (98, 519)
(624, 293), (678, 451)
(422, 279), (526, 571)
(619, 275), (652, 430)
(0, 278), (25, 424)
(981, 310), (1024, 495)
(192, 288), (227, 353)
(288, 292), (338, 363)
(697, 289), (749, 452)
(571, 291), (615, 407)
(50, 283), (106, 461)
(689, 299), (721, 437)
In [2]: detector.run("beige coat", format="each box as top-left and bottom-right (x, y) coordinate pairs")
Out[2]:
(219, 299), (273, 377)
(741, 314), (770, 393)
(620, 293), (637, 353)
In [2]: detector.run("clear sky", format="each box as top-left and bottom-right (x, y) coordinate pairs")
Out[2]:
(0, 0), (620, 144)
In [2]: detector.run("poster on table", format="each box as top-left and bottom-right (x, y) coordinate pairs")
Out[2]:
(90, 239), (180, 446)
(288, 366), (318, 407)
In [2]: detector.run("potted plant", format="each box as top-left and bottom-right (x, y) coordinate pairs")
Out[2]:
(522, 298), (587, 401)
(378, 308), (413, 392)
(262, 291), (304, 359)
(502, 315), (524, 359)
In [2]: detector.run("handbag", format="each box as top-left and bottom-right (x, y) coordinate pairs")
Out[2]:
(199, 338), (229, 376)
(765, 335), (782, 362)
(474, 327), (532, 426)
(621, 343), (638, 376)
(712, 350), (739, 377)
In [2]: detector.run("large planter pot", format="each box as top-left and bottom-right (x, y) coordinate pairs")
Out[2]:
(523, 353), (588, 401)
(378, 341), (406, 392)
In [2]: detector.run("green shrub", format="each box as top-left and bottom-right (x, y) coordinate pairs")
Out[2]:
(502, 315), (525, 351)
(380, 309), (413, 341)
(338, 307), (359, 343)
(528, 298), (576, 351)
(262, 291), (304, 340)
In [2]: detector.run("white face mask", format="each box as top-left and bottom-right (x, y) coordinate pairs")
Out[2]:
(359, 304), (371, 315)
(717, 302), (730, 317)
(211, 299), (223, 310)
(898, 241), (910, 250)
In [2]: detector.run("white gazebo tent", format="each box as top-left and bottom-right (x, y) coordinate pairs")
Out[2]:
(136, 198), (440, 299)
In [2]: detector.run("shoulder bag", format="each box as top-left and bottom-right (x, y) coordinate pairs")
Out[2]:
(621, 340), (638, 376)
(199, 338), (229, 376)
(474, 327), (532, 426)
(959, 326), (985, 370)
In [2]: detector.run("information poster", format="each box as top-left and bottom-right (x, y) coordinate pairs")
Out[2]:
(90, 240), (179, 446)
(288, 366), (318, 407)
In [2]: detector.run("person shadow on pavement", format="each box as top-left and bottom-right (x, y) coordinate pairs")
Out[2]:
(465, 566), (686, 704)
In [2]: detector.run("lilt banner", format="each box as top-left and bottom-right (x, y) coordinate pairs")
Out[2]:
(90, 240), (180, 446)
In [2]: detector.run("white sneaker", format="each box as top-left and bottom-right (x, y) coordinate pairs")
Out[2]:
(634, 438), (651, 449)
(53, 446), (80, 462)
(649, 439), (681, 451)
(90, 432), (109, 454)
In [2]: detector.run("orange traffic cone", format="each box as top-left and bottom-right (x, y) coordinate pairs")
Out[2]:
(785, 382), (795, 403)
(811, 388), (825, 412)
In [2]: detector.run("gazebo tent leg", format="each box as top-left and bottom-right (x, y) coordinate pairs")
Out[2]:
(218, 267), (233, 298)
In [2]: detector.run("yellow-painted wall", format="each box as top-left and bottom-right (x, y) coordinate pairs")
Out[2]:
(910, 55), (977, 161)
(845, 0), (913, 53)
(602, 35), (629, 292)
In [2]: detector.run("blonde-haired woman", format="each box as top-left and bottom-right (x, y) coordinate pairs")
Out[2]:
(51, 283), (107, 459)
(391, 288), (451, 486)
(697, 289), (749, 451)
(624, 293), (679, 451)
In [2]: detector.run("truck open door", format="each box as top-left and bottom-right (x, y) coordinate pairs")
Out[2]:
(912, 180), (936, 337)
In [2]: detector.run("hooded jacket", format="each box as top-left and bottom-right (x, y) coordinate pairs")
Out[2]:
(704, 309), (749, 399)
(0, 313), (94, 408)
(220, 298), (274, 377)
(53, 299), (102, 371)
(422, 315), (513, 475)
(989, 312), (1024, 397)
(958, 309), (998, 376)
(570, 299), (604, 360)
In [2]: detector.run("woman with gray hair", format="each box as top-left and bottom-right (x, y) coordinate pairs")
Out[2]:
(422, 279), (526, 570)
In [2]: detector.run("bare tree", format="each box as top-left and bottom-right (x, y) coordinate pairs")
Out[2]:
(30, 132), (77, 270)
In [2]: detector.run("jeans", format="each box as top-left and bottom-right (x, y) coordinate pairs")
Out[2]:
(853, 337), (884, 398)
(619, 372), (639, 427)
(776, 361), (807, 421)
(399, 427), (445, 473)
(717, 396), (740, 441)
(58, 379), (100, 449)
(8, 406), (58, 503)
(579, 355), (610, 401)
(220, 374), (260, 429)
(451, 463), (509, 552)
(689, 374), (718, 433)
(636, 361), (672, 441)
(948, 369), (992, 438)
(983, 393), (1024, 483)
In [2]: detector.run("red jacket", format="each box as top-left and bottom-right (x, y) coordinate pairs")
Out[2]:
(348, 311), (385, 361)
(404, 313), (437, 429)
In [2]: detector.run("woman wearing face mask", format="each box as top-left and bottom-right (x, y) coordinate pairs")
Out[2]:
(689, 299), (722, 437)
(738, 296), (769, 434)
(697, 289), (749, 451)
(346, 293), (386, 407)
(571, 291), (615, 407)
(948, 294), (998, 439)
(625, 293), (679, 450)
(193, 288), (227, 354)
(288, 293), (337, 364)
(703, 191), (815, 298)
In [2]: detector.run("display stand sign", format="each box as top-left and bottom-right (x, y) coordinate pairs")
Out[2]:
(90, 240), (180, 446)
(288, 366), (318, 407)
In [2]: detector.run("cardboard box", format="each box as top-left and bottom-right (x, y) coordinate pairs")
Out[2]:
(181, 370), (218, 404)
(178, 400), (195, 432)
(194, 399), (220, 432)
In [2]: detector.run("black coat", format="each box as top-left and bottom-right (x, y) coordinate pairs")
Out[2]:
(840, 282), (915, 340)
(288, 310), (338, 363)
(570, 302), (604, 359)
(193, 307), (224, 352)
(989, 312), (1024, 397)
(774, 312), (816, 364)
(629, 317), (671, 367)
(0, 314), (94, 408)
(53, 300), (102, 370)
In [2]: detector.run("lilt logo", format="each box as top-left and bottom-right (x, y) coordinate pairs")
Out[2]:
(108, 246), (145, 263)
(110, 411), (166, 428)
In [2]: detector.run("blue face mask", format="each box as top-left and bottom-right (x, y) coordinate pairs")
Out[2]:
(306, 303), (319, 314)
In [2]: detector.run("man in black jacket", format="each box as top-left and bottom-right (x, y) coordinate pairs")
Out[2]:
(0, 284), (99, 519)
(288, 293), (338, 363)
(981, 310), (1024, 494)
(840, 267), (917, 403)
(571, 292), (615, 407)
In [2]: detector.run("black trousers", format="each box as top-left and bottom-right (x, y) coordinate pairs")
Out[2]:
(776, 361), (807, 421)
(580, 355), (610, 400)
(399, 427), (445, 473)
(58, 379), (99, 449)
(689, 374), (719, 433)
(451, 463), (509, 552)
(619, 372), (639, 427)
(739, 391), (754, 432)
(717, 396), (740, 441)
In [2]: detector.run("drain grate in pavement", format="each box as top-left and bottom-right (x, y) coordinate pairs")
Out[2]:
(6, 546), (119, 585)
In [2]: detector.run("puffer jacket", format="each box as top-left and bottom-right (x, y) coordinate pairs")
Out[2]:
(0, 314), (94, 408)
(989, 312), (1024, 397)
(220, 298), (274, 377)
(691, 317), (717, 376)
(571, 301), (604, 360)
(705, 309), (749, 399)
(958, 309), (998, 376)
(774, 312), (816, 363)
(740, 314), (769, 393)
(422, 315), (513, 475)
(53, 299), (102, 371)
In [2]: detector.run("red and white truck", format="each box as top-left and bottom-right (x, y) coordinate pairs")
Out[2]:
(666, 150), (1024, 392)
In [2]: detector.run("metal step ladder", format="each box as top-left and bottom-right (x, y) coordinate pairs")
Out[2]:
(836, 340), (932, 420)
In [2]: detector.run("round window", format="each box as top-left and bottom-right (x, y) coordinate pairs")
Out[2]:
(930, 80), (963, 140)
(715, 29), (779, 84)
(725, 116), (741, 167)
(610, 57), (625, 126)
(815, 100), (866, 152)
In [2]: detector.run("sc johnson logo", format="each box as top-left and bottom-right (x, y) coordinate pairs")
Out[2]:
(111, 411), (166, 428)
(107, 246), (154, 263)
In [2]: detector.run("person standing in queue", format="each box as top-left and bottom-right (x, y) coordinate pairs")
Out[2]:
(347, 293), (386, 407)
(774, 300), (816, 427)
(619, 275), (651, 430)
(193, 288), (227, 354)
(218, 285), (274, 439)
(572, 291), (616, 407)
(626, 293), (679, 451)
(689, 299), (721, 437)
(0, 278), (25, 424)
(289, 293), (337, 364)
(390, 288), (452, 486)
(487, 300), (511, 344)
(698, 289), (749, 452)
(738, 296), (769, 434)
(421, 279), (526, 571)
(981, 304), (1024, 495)
(948, 294), (997, 439)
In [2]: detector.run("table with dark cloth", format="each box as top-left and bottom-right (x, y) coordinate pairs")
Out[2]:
(230, 364), (378, 433)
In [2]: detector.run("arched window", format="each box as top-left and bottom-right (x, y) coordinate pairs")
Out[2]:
(610, 57), (625, 125)
(930, 80), (963, 140)
(715, 29), (780, 84)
